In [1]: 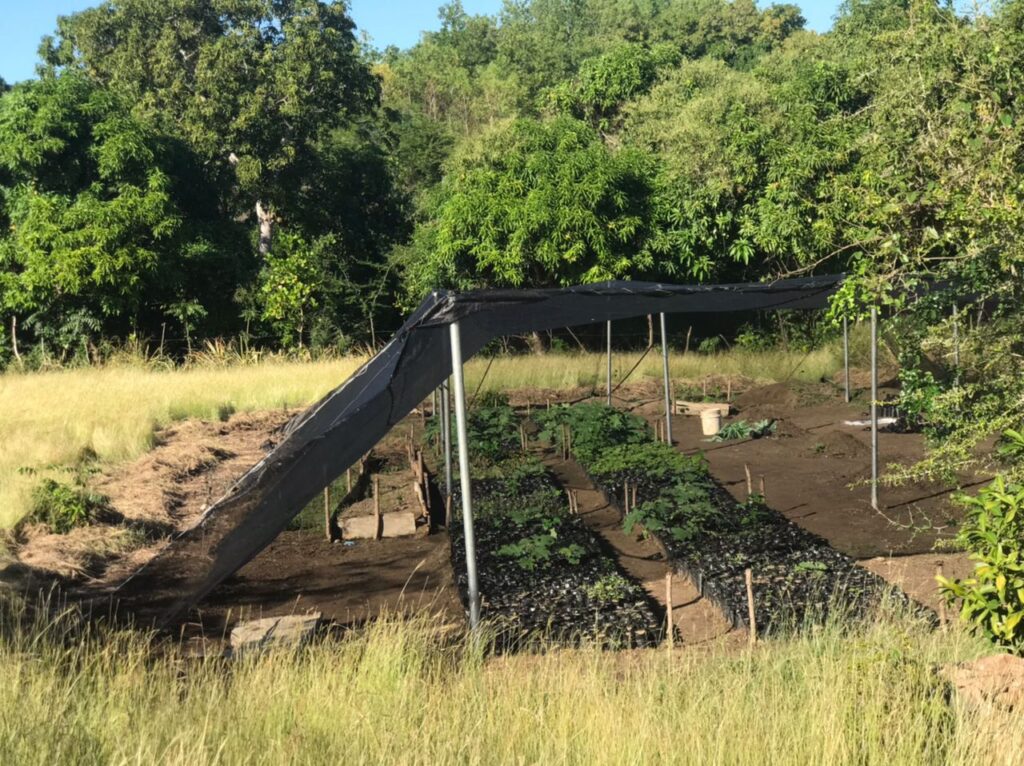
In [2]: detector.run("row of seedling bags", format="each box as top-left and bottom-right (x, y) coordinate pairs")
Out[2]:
(533, 403), (912, 633)
(426, 397), (664, 649)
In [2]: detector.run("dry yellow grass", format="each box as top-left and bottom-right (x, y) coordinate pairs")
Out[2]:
(0, 346), (842, 529)
(0, 600), (1013, 766)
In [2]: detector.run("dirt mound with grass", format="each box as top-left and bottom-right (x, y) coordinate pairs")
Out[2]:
(811, 431), (869, 459)
(10, 411), (294, 586)
(95, 412), (292, 527)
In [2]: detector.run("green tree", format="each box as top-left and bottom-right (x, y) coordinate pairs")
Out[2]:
(0, 73), (193, 360)
(401, 116), (663, 297)
(41, 0), (380, 255)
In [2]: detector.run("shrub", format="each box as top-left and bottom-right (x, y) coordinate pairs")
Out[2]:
(25, 479), (108, 534)
(939, 477), (1024, 653)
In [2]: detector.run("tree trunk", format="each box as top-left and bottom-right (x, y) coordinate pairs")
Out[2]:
(256, 200), (275, 256)
(11, 315), (20, 362)
(527, 332), (545, 355)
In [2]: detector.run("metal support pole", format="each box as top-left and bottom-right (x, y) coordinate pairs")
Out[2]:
(870, 307), (879, 511)
(449, 322), (480, 628)
(606, 320), (612, 407)
(843, 316), (850, 404)
(660, 312), (673, 445)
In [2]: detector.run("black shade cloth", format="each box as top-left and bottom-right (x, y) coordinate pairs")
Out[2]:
(119, 275), (844, 624)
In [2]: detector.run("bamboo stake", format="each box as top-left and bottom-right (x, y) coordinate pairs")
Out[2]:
(323, 486), (332, 541)
(745, 464), (753, 498)
(745, 568), (757, 646)
(665, 571), (675, 650)
(759, 475), (766, 500)
(727, 378), (732, 402)
(373, 476), (382, 541)
(346, 467), (352, 494)
(937, 563), (947, 631)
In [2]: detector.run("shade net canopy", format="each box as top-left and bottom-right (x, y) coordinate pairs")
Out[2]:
(119, 275), (845, 625)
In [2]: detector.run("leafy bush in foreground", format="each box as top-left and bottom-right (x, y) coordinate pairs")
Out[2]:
(940, 477), (1024, 653)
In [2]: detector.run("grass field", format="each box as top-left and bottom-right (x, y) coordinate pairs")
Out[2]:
(0, 346), (844, 530)
(0, 598), (1010, 766)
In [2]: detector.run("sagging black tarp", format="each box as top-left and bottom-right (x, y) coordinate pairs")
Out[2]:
(119, 275), (845, 624)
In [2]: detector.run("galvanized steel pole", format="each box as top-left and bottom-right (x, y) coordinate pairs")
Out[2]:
(870, 307), (879, 511)
(843, 316), (851, 404)
(606, 320), (612, 406)
(660, 312), (673, 445)
(449, 322), (481, 628)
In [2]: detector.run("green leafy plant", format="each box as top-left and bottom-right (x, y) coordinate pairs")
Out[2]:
(939, 477), (1024, 653)
(708, 419), (776, 442)
(585, 573), (633, 604)
(535, 404), (650, 464)
(497, 532), (586, 572)
(589, 442), (706, 484)
(24, 479), (108, 534)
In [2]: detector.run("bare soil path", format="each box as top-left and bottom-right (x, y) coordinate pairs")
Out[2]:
(543, 452), (739, 647)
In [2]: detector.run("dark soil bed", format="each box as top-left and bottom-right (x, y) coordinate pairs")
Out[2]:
(596, 472), (925, 633)
(447, 470), (664, 650)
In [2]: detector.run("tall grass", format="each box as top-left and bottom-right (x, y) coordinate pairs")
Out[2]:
(0, 345), (843, 529)
(0, 598), (1011, 766)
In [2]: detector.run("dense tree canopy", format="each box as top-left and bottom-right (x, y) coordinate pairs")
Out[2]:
(1, 0), (1024, 370)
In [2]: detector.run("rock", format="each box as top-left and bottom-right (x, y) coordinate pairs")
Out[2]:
(229, 612), (321, 657)
(341, 511), (418, 540)
(941, 654), (1024, 711)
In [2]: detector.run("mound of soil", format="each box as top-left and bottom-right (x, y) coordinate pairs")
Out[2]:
(735, 383), (799, 411)
(942, 654), (1024, 711)
(811, 431), (869, 459)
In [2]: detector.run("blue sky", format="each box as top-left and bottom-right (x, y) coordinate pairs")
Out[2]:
(1, 0), (844, 84)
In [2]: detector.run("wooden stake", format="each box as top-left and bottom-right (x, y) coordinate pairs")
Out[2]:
(623, 481), (630, 513)
(727, 378), (732, 402)
(567, 425), (572, 457)
(373, 476), (382, 541)
(745, 464), (753, 497)
(445, 494), (452, 527)
(937, 564), (947, 631)
(745, 568), (757, 646)
(323, 486), (332, 541)
(346, 467), (352, 494)
(413, 481), (428, 518)
(702, 378), (708, 397)
(684, 326), (692, 354)
(547, 397), (551, 410)
(526, 402), (531, 416)
(632, 483), (638, 508)
(665, 571), (675, 650)
(759, 475), (766, 500)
